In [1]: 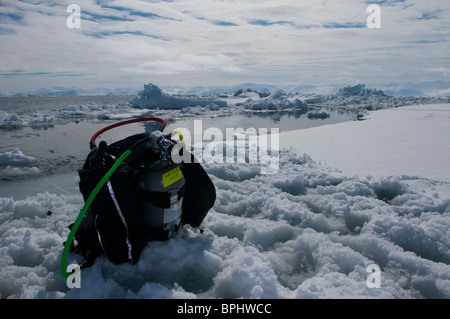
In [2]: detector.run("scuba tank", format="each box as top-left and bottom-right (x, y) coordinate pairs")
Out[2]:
(64, 117), (215, 271)
(137, 130), (186, 240)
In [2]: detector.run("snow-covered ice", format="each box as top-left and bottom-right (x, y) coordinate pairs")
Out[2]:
(0, 99), (449, 299)
(0, 111), (26, 128)
(282, 104), (450, 182)
(0, 149), (35, 167)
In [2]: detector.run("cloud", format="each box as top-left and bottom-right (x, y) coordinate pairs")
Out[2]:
(429, 67), (450, 76)
(0, 0), (449, 92)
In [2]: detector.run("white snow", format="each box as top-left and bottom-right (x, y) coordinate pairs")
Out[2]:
(281, 104), (450, 182)
(0, 148), (35, 166)
(0, 102), (449, 299)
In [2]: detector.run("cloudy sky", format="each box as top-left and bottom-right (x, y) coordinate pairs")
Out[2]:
(0, 0), (449, 93)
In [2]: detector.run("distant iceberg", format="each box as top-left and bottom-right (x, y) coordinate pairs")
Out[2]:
(242, 92), (308, 110)
(131, 83), (228, 109)
(0, 111), (25, 128)
(0, 148), (35, 166)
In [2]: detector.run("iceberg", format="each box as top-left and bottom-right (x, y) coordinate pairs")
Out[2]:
(0, 111), (25, 128)
(131, 83), (228, 109)
(0, 148), (35, 166)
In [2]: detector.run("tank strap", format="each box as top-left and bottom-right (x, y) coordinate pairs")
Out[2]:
(140, 185), (185, 208)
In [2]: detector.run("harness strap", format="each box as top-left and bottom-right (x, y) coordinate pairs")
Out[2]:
(106, 180), (133, 263)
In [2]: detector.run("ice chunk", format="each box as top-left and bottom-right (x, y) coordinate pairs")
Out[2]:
(0, 149), (35, 166)
(131, 83), (227, 109)
(0, 111), (25, 128)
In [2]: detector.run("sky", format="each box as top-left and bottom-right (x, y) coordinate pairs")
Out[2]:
(0, 0), (449, 94)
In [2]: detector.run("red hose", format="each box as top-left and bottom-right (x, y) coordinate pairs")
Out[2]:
(90, 117), (166, 149)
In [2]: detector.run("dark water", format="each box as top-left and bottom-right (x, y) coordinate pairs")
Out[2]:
(166, 108), (357, 134)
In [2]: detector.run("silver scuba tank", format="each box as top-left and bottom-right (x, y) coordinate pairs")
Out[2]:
(138, 131), (186, 238)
